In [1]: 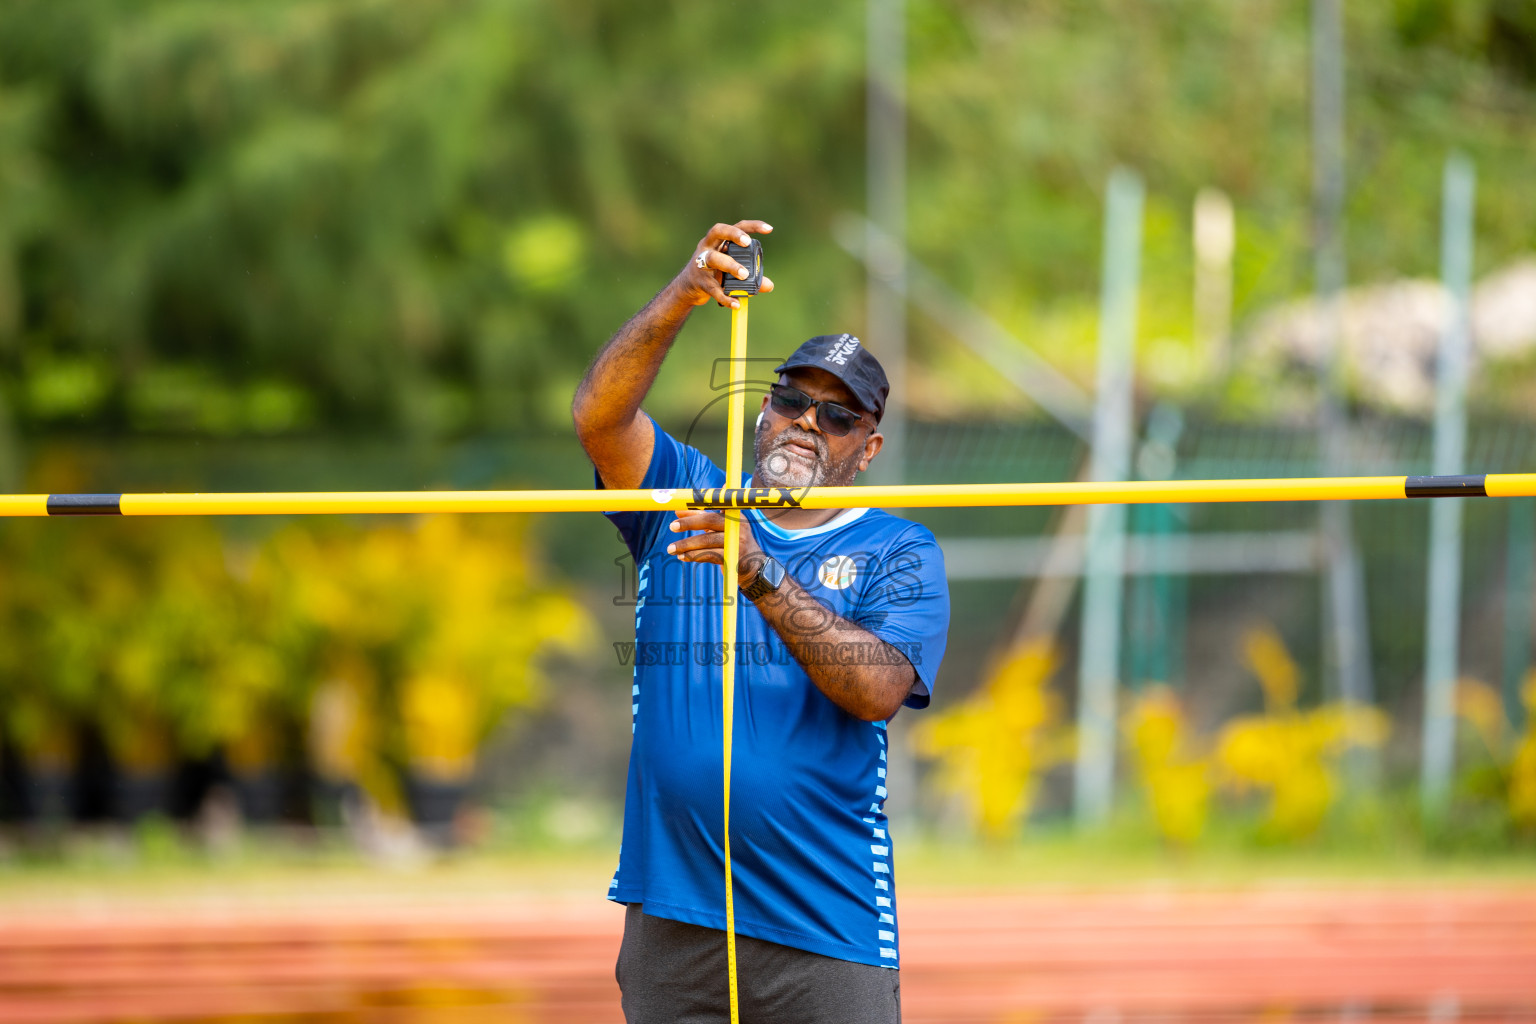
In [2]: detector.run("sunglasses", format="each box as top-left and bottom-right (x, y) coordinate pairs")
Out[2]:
(768, 384), (867, 438)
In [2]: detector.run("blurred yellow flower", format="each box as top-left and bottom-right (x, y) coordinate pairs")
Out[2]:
(401, 672), (478, 782)
(1455, 677), (1508, 758)
(1217, 626), (1387, 840)
(256, 514), (595, 806)
(1244, 626), (1298, 711)
(913, 640), (1071, 841)
(1511, 672), (1536, 830)
(1123, 687), (1211, 846)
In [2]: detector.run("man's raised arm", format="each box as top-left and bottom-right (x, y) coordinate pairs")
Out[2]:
(571, 220), (774, 491)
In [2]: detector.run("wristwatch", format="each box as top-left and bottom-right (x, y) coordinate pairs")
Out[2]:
(740, 555), (787, 602)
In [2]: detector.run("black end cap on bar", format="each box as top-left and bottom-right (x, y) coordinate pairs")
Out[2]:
(1405, 474), (1487, 498)
(47, 493), (123, 515)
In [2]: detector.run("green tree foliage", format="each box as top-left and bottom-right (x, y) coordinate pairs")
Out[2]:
(0, 0), (1529, 436)
(0, 0), (868, 438)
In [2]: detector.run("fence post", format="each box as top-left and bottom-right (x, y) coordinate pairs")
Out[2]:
(1193, 188), (1234, 379)
(866, 0), (906, 486)
(1073, 167), (1143, 827)
(1421, 153), (1475, 817)
(1311, 0), (1374, 728)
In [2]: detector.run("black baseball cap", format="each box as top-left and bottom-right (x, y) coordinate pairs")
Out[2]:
(773, 334), (889, 424)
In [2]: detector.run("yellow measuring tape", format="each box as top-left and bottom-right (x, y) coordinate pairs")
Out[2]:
(720, 296), (748, 1024)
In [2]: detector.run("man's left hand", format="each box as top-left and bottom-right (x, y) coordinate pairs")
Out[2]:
(666, 510), (765, 586)
(667, 509), (915, 720)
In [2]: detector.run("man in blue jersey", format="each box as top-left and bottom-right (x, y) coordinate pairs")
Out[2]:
(572, 219), (950, 1024)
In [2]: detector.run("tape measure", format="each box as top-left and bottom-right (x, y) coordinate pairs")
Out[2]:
(721, 239), (765, 297)
(717, 235), (761, 1024)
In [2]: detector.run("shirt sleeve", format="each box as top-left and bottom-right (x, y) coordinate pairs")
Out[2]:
(594, 413), (724, 562)
(852, 524), (950, 710)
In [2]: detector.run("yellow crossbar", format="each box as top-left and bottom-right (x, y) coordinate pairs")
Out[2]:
(1, 473), (1531, 518)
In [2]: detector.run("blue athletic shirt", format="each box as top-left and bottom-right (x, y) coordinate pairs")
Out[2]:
(595, 413), (950, 969)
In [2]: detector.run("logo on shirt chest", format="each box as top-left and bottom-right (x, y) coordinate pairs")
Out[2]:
(817, 554), (860, 590)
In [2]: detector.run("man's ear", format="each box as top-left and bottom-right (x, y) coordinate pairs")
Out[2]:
(857, 428), (884, 474)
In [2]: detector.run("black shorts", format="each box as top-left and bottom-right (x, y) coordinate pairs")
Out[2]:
(616, 903), (902, 1024)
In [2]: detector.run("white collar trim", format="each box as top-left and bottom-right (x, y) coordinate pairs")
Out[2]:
(748, 505), (870, 539)
(740, 474), (872, 539)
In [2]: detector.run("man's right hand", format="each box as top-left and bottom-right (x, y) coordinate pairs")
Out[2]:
(575, 219), (776, 492)
(672, 220), (776, 310)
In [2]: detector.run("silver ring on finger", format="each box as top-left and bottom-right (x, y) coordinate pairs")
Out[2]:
(694, 251), (709, 270)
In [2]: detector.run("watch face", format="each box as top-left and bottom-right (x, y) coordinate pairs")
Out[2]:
(744, 557), (784, 600)
(762, 556), (786, 588)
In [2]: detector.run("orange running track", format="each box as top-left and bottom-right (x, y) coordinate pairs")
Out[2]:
(2, 887), (1534, 1023)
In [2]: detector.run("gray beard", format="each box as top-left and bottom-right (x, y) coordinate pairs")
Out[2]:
(752, 419), (861, 489)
